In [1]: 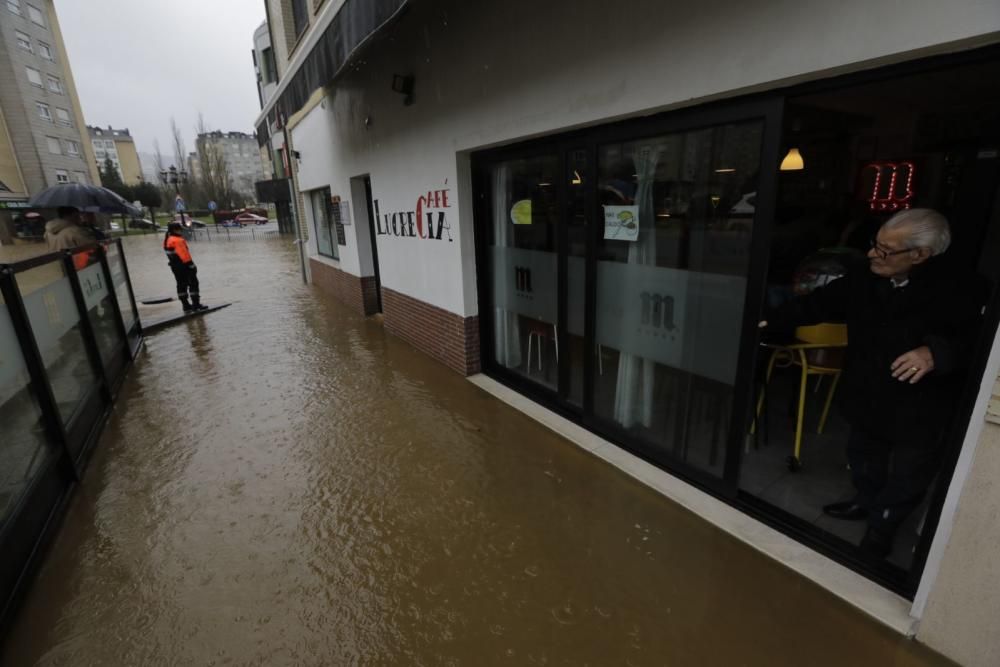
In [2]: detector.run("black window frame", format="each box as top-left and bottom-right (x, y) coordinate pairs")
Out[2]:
(471, 43), (1000, 599)
(309, 186), (339, 260)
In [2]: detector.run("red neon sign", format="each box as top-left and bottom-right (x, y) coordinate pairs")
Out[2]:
(863, 161), (915, 212)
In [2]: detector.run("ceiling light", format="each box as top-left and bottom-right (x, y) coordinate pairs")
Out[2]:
(780, 148), (804, 171)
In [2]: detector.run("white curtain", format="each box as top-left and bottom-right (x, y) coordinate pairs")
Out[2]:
(492, 164), (522, 368)
(613, 146), (660, 429)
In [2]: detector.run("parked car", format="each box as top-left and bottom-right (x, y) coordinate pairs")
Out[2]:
(218, 218), (246, 228)
(129, 218), (160, 230)
(172, 216), (206, 228)
(232, 212), (269, 225)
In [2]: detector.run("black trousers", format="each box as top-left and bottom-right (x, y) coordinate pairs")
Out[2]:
(846, 429), (943, 537)
(170, 263), (199, 301)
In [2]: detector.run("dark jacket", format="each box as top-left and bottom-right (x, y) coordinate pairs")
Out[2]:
(767, 257), (983, 446)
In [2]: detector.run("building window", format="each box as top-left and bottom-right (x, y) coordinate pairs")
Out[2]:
(66, 140), (80, 156)
(26, 3), (43, 26)
(38, 41), (53, 60)
(54, 169), (69, 184)
(261, 47), (277, 84)
(95, 149), (106, 159)
(25, 66), (42, 87)
(7, 0), (21, 16)
(36, 102), (51, 121)
(55, 107), (71, 126)
(46, 136), (61, 154)
(47, 75), (62, 94)
(310, 188), (338, 259)
(104, 140), (114, 149)
(15, 30), (32, 52)
(291, 0), (309, 40)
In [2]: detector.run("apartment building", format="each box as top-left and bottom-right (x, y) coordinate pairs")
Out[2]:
(255, 1), (1000, 663)
(0, 0), (99, 240)
(191, 130), (266, 198)
(88, 125), (143, 185)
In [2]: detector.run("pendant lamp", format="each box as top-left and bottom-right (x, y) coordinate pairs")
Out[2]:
(780, 148), (804, 171)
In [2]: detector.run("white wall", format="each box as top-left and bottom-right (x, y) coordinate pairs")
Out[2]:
(290, 0), (1000, 318)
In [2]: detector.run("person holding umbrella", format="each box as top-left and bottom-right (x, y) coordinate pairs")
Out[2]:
(163, 222), (207, 313)
(44, 206), (95, 251)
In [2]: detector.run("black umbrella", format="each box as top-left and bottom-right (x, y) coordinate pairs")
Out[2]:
(29, 183), (142, 217)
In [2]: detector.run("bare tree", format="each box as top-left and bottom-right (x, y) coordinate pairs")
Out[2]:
(194, 113), (241, 209)
(153, 138), (165, 173)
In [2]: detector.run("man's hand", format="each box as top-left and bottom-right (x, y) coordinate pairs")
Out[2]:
(891, 346), (935, 384)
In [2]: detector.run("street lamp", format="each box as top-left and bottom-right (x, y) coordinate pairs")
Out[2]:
(159, 165), (190, 229)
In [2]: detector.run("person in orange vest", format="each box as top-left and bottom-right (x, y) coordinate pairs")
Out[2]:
(163, 222), (207, 312)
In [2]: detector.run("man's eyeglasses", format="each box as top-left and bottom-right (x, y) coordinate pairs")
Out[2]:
(869, 238), (913, 260)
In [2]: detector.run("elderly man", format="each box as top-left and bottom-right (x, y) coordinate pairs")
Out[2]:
(762, 208), (981, 558)
(44, 206), (95, 251)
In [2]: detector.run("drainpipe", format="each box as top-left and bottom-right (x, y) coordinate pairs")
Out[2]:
(280, 110), (307, 284)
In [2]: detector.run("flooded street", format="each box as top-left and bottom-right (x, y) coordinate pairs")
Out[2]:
(2, 236), (949, 666)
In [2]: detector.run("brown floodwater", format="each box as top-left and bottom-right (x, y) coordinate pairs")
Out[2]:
(1, 235), (952, 666)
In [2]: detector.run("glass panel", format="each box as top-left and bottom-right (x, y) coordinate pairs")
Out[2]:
(0, 287), (57, 524)
(593, 122), (763, 475)
(313, 190), (335, 258)
(15, 259), (98, 425)
(746, 59), (1000, 572)
(72, 248), (124, 365)
(489, 155), (559, 390)
(566, 148), (588, 406)
(105, 243), (137, 335)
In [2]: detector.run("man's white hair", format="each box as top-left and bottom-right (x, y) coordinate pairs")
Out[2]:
(883, 208), (951, 256)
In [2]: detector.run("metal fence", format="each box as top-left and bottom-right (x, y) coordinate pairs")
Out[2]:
(186, 226), (282, 242)
(0, 238), (141, 633)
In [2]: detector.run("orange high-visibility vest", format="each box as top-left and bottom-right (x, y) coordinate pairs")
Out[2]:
(164, 234), (192, 265)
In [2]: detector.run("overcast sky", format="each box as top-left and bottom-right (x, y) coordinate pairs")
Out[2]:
(55, 0), (266, 167)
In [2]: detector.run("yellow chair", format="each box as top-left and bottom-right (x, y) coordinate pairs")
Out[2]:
(753, 323), (848, 471)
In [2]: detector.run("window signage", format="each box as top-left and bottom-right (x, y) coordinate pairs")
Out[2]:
(603, 205), (639, 241)
(510, 199), (532, 225)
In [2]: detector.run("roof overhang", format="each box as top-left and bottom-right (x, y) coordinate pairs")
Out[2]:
(255, 0), (410, 143)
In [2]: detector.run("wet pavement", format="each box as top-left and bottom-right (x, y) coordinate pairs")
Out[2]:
(1, 235), (952, 665)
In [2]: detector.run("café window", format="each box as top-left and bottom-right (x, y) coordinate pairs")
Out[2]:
(741, 58), (1000, 585)
(481, 114), (766, 480)
(310, 187), (338, 260)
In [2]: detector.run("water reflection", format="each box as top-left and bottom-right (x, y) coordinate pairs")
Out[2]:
(2, 235), (948, 666)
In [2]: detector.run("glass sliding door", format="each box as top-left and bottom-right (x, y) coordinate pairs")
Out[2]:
(591, 122), (764, 476)
(476, 105), (776, 492)
(488, 154), (560, 390)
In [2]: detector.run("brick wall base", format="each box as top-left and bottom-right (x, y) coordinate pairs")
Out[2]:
(309, 258), (379, 316)
(310, 260), (480, 375)
(382, 287), (481, 376)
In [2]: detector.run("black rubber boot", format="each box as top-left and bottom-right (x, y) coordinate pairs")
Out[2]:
(191, 295), (208, 312)
(180, 297), (193, 312)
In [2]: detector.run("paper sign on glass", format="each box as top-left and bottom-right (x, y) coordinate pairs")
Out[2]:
(604, 205), (639, 241)
(510, 199), (532, 225)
